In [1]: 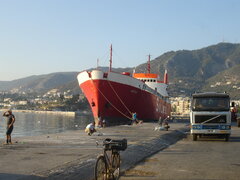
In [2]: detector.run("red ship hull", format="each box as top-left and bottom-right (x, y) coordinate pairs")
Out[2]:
(78, 70), (171, 125)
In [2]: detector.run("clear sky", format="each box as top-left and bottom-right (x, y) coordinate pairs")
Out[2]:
(0, 0), (239, 81)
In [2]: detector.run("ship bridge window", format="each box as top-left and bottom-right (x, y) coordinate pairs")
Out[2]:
(103, 73), (108, 78)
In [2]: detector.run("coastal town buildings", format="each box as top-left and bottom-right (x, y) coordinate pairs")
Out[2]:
(170, 97), (190, 115)
(0, 89), (87, 111)
(170, 97), (240, 116)
(1, 89), (239, 115)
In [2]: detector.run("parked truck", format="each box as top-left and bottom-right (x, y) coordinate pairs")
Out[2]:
(190, 92), (231, 141)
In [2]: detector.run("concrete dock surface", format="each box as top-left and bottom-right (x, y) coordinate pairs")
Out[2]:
(0, 122), (188, 180)
(120, 124), (240, 180)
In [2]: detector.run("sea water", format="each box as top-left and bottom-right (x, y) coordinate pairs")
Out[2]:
(0, 111), (93, 137)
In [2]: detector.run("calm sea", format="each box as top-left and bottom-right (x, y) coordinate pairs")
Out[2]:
(0, 111), (93, 138)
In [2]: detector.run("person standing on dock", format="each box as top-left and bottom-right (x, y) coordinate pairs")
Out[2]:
(132, 112), (138, 124)
(98, 116), (103, 128)
(102, 118), (106, 128)
(158, 116), (163, 127)
(2, 109), (15, 145)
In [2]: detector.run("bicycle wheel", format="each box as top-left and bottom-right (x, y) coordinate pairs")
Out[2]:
(112, 153), (120, 179)
(95, 155), (107, 180)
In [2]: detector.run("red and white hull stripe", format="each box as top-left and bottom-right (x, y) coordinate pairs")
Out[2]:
(77, 70), (171, 125)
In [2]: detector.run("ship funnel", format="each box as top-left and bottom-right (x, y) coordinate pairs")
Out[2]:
(164, 69), (168, 84)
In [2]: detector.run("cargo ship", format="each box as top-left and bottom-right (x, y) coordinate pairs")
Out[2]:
(77, 45), (171, 125)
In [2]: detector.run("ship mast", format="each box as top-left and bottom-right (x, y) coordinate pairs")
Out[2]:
(147, 54), (151, 73)
(97, 58), (99, 69)
(109, 44), (112, 72)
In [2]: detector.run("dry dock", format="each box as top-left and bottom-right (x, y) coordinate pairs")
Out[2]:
(0, 122), (188, 180)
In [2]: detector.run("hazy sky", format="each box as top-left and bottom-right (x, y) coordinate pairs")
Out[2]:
(0, 0), (239, 81)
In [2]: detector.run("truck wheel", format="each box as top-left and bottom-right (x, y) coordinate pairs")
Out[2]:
(225, 134), (229, 142)
(193, 134), (197, 141)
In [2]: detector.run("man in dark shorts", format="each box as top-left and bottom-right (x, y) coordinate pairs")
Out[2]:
(3, 109), (15, 145)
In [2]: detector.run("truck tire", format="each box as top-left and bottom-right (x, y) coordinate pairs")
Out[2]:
(225, 134), (229, 142)
(237, 118), (240, 127)
(193, 134), (197, 141)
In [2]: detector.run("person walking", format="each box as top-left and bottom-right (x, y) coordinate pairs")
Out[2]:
(3, 109), (15, 145)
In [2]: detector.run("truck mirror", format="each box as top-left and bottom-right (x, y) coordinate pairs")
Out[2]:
(231, 102), (235, 107)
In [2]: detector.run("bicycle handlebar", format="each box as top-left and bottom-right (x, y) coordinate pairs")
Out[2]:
(96, 139), (117, 147)
(96, 138), (127, 151)
(103, 138), (113, 145)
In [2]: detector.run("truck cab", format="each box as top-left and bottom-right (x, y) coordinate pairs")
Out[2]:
(190, 92), (231, 141)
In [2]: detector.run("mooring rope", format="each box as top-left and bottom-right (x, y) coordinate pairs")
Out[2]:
(90, 78), (133, 120)
(107, 80), (132, 116)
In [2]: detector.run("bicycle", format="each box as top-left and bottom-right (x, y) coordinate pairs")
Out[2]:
(94, 138), (127, 180)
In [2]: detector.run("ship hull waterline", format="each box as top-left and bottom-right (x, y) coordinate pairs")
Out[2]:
(80, 78), (171, 125)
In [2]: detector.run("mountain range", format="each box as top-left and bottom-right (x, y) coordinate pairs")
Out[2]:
(0, 42), (240, 98)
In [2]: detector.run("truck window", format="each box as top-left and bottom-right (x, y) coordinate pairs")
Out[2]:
(192, 97), (230, 111)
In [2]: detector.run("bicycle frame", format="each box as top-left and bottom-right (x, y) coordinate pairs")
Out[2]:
(103, 149), (119, 176)
(95, 139), (126, 180)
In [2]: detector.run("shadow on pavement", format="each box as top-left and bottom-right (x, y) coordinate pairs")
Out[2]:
(229, 136), (240, 142)
(0, 173), (45, 180)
